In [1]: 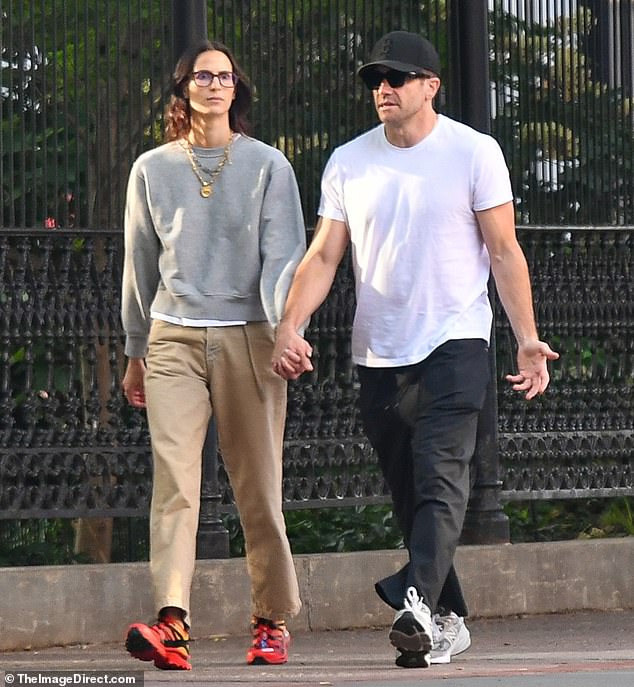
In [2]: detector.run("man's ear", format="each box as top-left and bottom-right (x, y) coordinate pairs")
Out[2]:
(425, 77), (441, 101)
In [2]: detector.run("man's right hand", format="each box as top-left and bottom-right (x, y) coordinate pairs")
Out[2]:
(272, 322), (314, 380)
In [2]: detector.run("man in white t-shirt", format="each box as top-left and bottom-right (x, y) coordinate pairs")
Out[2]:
(272, 31), (558, 669)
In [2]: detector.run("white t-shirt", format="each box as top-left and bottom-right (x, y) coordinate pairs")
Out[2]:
(318, 114), (514, 367)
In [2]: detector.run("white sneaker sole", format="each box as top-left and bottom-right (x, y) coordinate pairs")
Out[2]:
(430, 628), (471, 664)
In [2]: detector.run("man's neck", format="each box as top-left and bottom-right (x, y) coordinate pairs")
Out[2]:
(384, 111), (438, 148)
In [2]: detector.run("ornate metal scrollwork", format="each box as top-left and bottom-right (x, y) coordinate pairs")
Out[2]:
(1, 228), (633, 519)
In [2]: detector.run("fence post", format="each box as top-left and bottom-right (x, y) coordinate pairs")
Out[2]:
(198, 421), (230, 559)
(171, 0), (230, 559)
(172, 0), (208, 61)
(449, 0), (510, 544)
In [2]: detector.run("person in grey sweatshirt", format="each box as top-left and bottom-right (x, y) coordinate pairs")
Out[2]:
(121, 39), (305, 671)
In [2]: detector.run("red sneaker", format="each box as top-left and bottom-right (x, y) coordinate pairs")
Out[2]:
(246, 619), (290, 665)
(125, 617), (191, 670)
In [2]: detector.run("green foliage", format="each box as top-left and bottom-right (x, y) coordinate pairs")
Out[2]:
(210, 0), (448, 220)
(585, 497), (634, 538)
(223, 505), (403, 557)
(286, 505), (404, 553)
(8, 0), (446, 228)
(490, 3), (634, 224)
(505, 500), (592, 541)
(504, 498), (634, 542)
(0, 519), (91, 566)
(1, 2), (170, 228)
(5, 2), (633, 228)
(0, 541), (91, 566)
(0, 500), (632, 566)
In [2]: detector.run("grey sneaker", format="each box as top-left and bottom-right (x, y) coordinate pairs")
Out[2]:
(390, 586), (433, 669)
(430, 612), (471, 664)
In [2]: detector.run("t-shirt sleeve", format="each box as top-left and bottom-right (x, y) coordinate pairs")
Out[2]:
(318, 150), (347, 222)
(472, 136), (514, 212)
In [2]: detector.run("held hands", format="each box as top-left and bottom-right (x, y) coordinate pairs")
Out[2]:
(272, 322), (314, 380)
(506, 339), (560, 400)
(122, 358), (147, 408)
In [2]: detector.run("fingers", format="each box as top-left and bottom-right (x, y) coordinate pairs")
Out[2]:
(273, 354), (299, 380)
(272, 328), (314, 380)
(273, 345), (314, 380)
(505, 373), (532, 398)
(123, 388), (146, 408)
(273, 360), (301, 380)
(281, 347), (301, 364)
(509, 340), (559, 399)
(505, 370), (550, 400)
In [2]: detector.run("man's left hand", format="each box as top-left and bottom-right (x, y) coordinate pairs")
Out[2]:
(505, 340), (560, 400)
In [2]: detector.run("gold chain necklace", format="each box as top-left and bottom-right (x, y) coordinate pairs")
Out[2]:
(182, 136), (233, 198)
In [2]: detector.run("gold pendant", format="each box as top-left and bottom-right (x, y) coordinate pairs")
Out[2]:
(200, 184), (212, 198)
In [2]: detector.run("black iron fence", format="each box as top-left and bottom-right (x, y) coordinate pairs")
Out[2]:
(2, 2), (634, 534)
(1, 224), (632, 520)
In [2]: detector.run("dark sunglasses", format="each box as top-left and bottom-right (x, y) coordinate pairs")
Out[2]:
(361, 68), (426, 91)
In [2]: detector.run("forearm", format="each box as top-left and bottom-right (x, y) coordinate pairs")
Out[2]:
(478, 203), (558, 397)
(279, 217), (349, 332)
(279, 252), (339, 332)
(490, 246), (539, 344)
(272, 217), (348, 380)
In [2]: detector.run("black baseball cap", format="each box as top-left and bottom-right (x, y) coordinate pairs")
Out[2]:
(357, 31), (441, 80)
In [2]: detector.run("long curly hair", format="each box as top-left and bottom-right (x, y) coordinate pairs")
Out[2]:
(164, 39), (253, 142)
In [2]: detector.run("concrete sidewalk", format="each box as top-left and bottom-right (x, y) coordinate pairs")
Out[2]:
(2, 609), (633, 686)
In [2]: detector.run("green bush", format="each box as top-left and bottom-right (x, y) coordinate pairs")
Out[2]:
(0, 499), (632, 566)
(223, 505), (403, 557)
(0, 519), (90, 566)
(504, 498), (634, 542)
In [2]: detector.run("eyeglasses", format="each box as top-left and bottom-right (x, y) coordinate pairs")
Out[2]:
(361, 68), (426, 91)
(191, 70), (238, 88)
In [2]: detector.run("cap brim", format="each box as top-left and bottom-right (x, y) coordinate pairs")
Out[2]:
(357, 60), (425, 77)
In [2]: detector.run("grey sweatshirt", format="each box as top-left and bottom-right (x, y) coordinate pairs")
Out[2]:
(122, 135), (306, 358)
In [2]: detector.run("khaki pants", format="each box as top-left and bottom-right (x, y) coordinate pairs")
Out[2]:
(144, 320), (301, 626)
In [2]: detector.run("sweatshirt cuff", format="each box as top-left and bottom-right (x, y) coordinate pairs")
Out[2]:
(124, 335), (148, 359)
